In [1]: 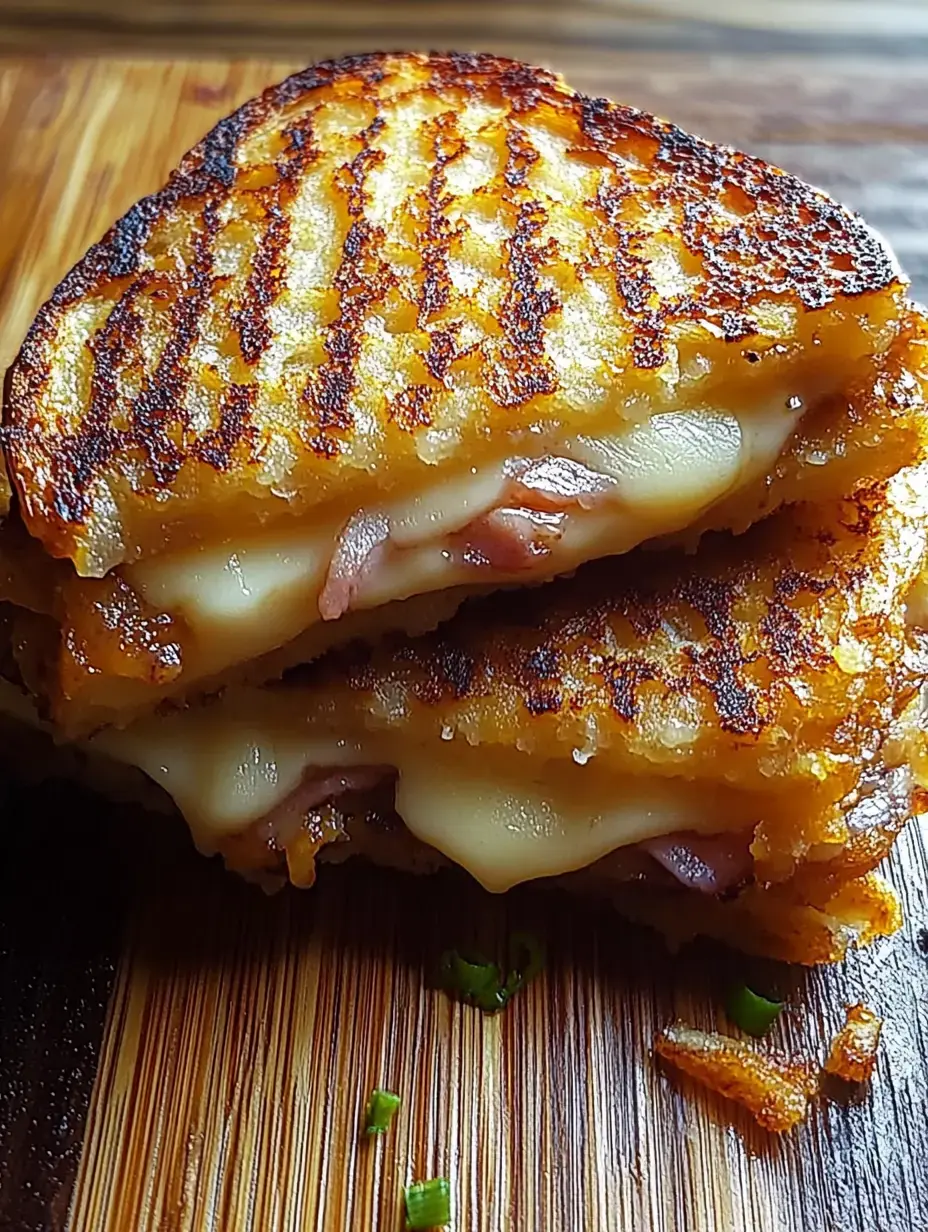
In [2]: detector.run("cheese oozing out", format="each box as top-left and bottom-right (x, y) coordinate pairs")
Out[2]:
(124, 400), (802, 685)
(91, 685), (760, 892)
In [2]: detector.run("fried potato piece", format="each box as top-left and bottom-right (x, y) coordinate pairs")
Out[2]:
(3, 52), (906, 578)
(824, 1004), (883, 1082)
(654, 1023), (817, 1132)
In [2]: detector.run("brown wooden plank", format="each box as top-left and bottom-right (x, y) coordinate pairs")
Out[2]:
(0, 52), (926, 1231)
(1, 1), (928, 59)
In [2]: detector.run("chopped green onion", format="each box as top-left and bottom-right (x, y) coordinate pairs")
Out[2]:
(439, 950), (502, 1006)
(404, 1178), (452, 1229)
(440, 932), (545, 1014)
(726, 984), (784, 1037)
(363, 1088), (400, 1135)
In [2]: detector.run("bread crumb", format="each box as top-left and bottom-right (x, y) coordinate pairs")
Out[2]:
(824, 1004), (882, 1083)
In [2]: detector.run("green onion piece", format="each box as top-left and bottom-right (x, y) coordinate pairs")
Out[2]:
(440, 933), (546, 1015)
(439, 950), (501, 1005)
(363, 1088), (400, 1135)
(726, 984), (784, 1037)
(404, 1178), (452, 1229)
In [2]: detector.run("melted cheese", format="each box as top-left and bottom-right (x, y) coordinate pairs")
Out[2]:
(92, 685), (755, 892)
(906, 573), (928, 630)
(125, 401), (801, 686)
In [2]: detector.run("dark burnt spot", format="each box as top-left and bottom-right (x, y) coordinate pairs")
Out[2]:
(524, 646), (560, 681)
(684, 640), (763, 736)
(128, 201), (222, 487)
(270, 54), (389, 108)
(108, 201), (160, 279)
(840, 484), (885, 539)
(99, 105), (254, 286)
(595, 184), (666, 369)
(489, 200), (560, 408)
(624, 601), (662, 639)
(504, 203), (557, 352)
(676, 574), (764, 735)
(428, 52), (559, 111)
(388, 384), (433, 433)
(302, 116), (394, 451)
(306, 433), (340, 459)
(438, 644), (477, 698)
(235, 113), (320, 366)
(518, 644), (564, 714)
(424, 326), (461, 383)
(761, 570), (831, 672)
(192, 383), (257, 470)
(48, 288), (143, 521)
(417, 112), (466, 328)
(198, 110), (250, 188)
(130, 386), (186, 488)
(504, 125), (540, 189)
(720, 310), (758, 342)
(525, 689), (561, 715)
(602, 656), (657, 721)
(236, 200), (288, 365)
(400, 638), (478, 705)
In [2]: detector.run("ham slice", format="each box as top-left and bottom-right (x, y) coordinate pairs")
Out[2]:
(319, 511), (391, 621)
(506, 455), (616, 512)
(641, 831), (754, 895)
(455, 507), (567, 570)
(318, 454), (617, 615)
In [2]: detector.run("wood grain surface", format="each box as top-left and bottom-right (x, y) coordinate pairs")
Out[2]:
(0, 40), (928, 1232)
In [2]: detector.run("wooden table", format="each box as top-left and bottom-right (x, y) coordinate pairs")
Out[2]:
(1, 9), (928, 1231)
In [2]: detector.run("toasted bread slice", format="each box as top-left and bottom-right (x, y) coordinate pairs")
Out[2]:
(3, 52), (906, 576)
(0, 52), (916, 733)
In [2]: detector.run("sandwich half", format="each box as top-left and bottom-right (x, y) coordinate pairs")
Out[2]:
(0, 51), (921, 736)
(46, 456), (922, 964)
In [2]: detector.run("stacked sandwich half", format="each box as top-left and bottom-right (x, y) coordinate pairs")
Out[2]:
(2, 52), (927, 962)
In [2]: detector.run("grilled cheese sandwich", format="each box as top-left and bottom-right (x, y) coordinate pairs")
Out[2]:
(1, 52), (926, 965)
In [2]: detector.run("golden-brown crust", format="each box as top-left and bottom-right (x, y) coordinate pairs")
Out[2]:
(1, 51), (906, 573)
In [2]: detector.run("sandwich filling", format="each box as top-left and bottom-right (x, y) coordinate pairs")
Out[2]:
(126, 402), (799, 677)
(90, 683), (920, 895)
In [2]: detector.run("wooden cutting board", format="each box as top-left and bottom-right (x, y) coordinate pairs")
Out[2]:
(1, 49), (928, 1232)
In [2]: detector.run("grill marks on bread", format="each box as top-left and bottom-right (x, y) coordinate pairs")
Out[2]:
(2, 51), (904, 572)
